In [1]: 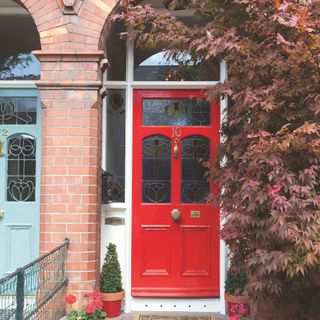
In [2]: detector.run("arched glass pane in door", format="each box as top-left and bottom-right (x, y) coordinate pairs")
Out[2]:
(7, 134), (36, 202)
(181, 135), (210, 203)
(142, 135), (171, 203)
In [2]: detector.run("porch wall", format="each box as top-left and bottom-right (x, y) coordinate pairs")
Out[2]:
(17, 0), (118, 301)
(35, 52), (104, 299)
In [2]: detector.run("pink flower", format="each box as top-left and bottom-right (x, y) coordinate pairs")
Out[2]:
(85, 304), (96, 314)
(238, 304), (247, 315)
(230, 304), (248, 319)
(92, 292), (103, 299)
(92, 299), (103, 309)
(84, 292), (103, 299)
(231, 304), (239, 313)
(66, 294), (77, 305)
(267, 184), (282, 197)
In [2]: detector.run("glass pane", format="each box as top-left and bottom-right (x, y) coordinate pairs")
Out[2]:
(0, 13), (41, 80)
(181, 135), (210, 203)
(142, 135), (171, 203)
(143, 98), (210, 126)
(7, 134), (36, 202)
(106, 22), (126, 81)
(106, 89), (126, 202)
(0, 97), (37, 125)
(134, 49), (219, 81)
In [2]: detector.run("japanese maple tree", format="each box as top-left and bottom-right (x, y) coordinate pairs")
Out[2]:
(117, 0), (320, 316)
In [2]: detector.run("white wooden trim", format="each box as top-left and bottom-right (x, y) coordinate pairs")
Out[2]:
(102, 203), (127, 210)
(219, 60), (228, 315)
(104, 81), (219, 90)
(124, 85), (133, 313)
(102, 41), (228, 315)
(131, 81), (219, 89)
(130, 298), (222, 313)
(103, 82), (128, 89)
(101, 97), (107, 171)
(0, 81), (37, 89)
(127, 40), (134, 83)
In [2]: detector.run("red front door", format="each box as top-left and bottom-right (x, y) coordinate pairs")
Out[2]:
(132, 90), (220, 298)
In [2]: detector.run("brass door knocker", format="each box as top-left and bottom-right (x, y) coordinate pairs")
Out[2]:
(173, 138), (179, 158)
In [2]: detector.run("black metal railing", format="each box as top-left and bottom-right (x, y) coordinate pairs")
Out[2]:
(0, 238), (70, 320)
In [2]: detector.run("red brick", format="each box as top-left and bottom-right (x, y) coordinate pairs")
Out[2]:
(17, 0), (116, 299)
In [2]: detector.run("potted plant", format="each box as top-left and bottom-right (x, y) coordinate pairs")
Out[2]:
(100, 243), (124, 317)
(224, 271), (250, 317)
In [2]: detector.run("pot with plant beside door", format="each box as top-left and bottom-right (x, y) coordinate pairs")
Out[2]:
(100, 243), (125, 317)
(224, 271), (250, 317)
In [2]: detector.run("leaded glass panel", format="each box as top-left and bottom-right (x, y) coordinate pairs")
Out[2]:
(7, 134), (36, 202)
(143, 99), (210, 126)
(142, 135), (171, 203)
(106, 89), (126, 202)
(0, 97), (37, 125)
(181, 135), (210, 203)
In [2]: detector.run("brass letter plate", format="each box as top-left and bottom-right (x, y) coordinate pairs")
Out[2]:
(191, 210), (200, 218)
(105, 217), (124, 225)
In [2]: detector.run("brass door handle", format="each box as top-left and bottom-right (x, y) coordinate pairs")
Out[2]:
(0, 210), (4, 218)
(0, 139), (4, 157)
(171, 208), (181, 221)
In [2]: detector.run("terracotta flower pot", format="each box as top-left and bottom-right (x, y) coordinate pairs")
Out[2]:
(101, 290), (125, 318)
(224, 293), (250, 316)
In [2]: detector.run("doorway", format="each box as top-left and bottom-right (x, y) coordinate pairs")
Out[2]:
(0, 89), (41, 277)
(131, 89), (220, 297)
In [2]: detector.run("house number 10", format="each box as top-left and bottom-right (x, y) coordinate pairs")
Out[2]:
(172, 127), (181, 138)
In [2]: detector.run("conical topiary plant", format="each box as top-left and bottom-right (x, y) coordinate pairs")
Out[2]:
(100, 243), (123, 293)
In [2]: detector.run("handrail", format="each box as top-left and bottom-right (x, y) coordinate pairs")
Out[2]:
(0, 238), (70, 285)
(0, 238), (70, 320)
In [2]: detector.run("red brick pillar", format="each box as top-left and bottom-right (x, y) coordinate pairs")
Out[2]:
(33, 51), (104, 299)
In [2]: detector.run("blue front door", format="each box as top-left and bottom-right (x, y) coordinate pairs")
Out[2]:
(0, 89), (41, 277)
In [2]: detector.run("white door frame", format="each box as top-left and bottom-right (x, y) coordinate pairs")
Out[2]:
(101, 40), (227, 314)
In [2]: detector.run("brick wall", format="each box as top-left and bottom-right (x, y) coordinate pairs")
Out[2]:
(17, 0), (118, 300)
(33, 51), (105, 298)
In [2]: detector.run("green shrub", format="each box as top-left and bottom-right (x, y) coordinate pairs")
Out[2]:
(225, 272), (248, 296)
(100, 243), (122, 293)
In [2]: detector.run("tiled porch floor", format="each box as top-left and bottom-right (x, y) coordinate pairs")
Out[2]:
(110, 313), (228, 320)
(61, 312), (228, 320)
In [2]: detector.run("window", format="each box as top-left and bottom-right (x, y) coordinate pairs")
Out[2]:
(105, 90), (126, 202)
(134, 49), (219, 82)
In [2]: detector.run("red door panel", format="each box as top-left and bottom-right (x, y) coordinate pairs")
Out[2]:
(132, 90), (220, 298)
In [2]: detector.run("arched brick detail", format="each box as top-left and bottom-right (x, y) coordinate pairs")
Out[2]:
(18, 0), (117, 50)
